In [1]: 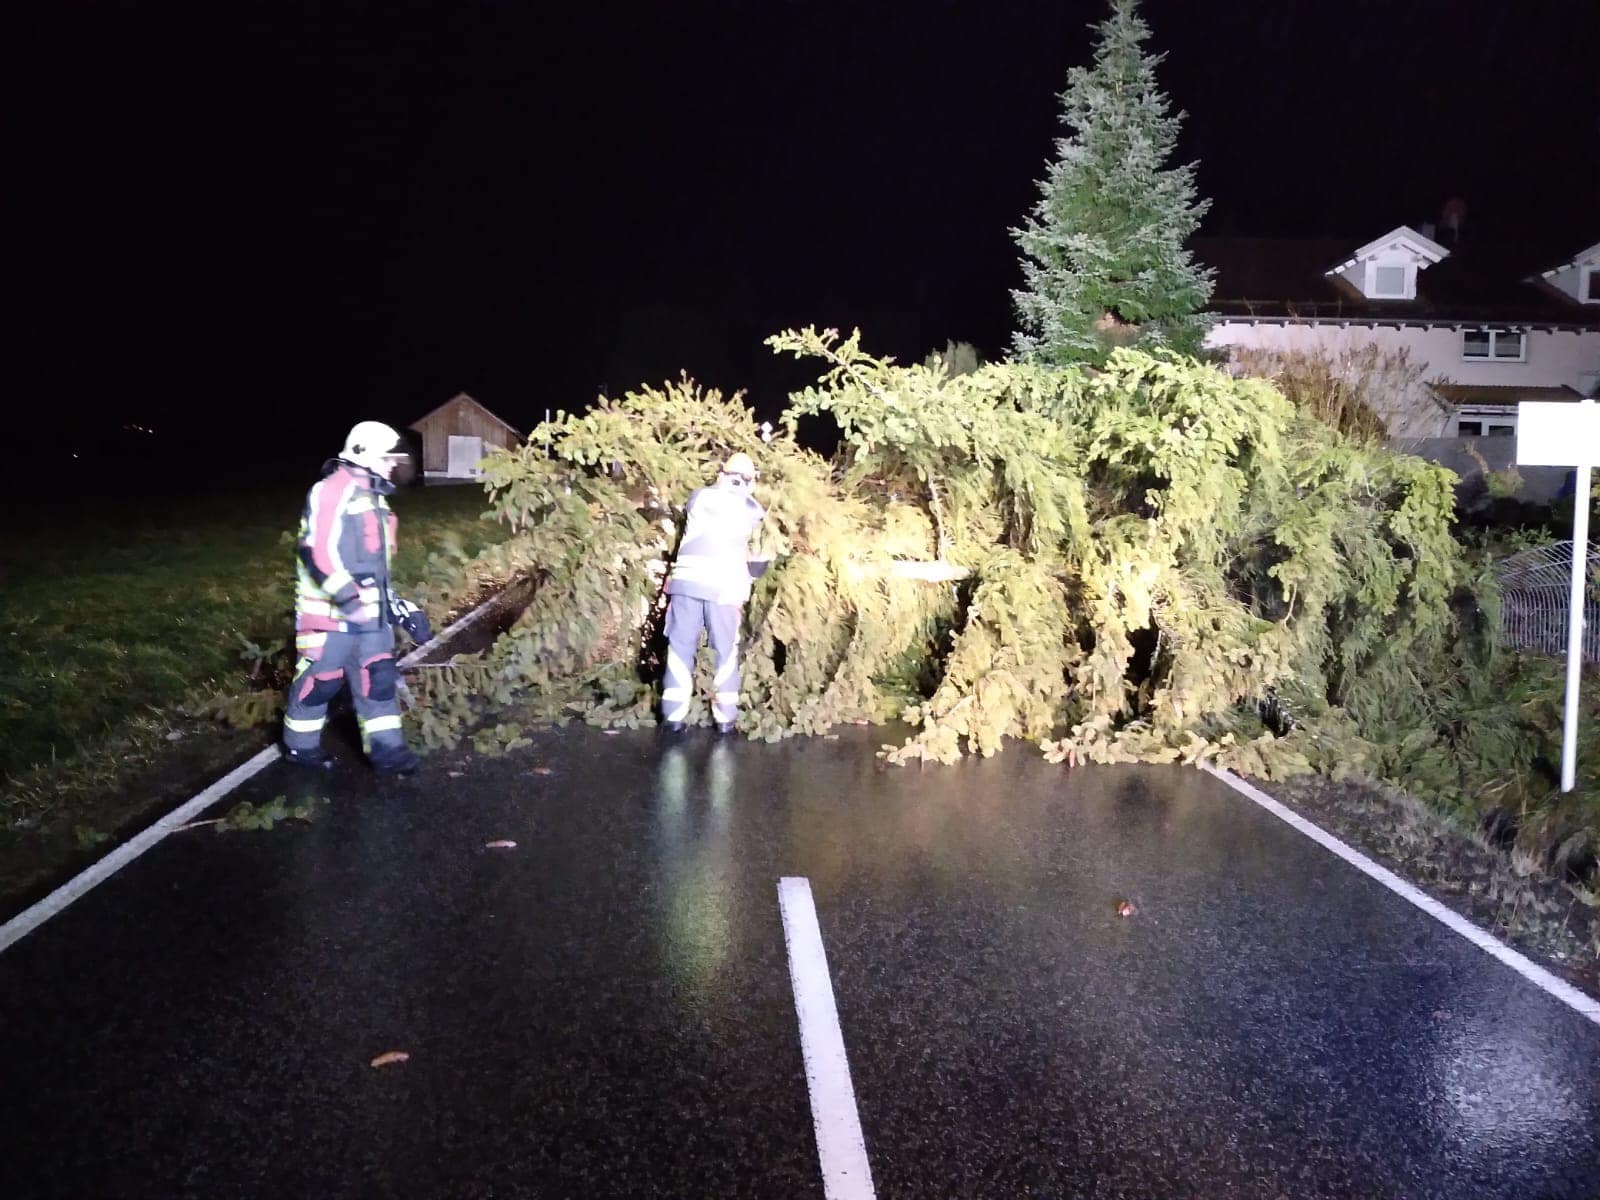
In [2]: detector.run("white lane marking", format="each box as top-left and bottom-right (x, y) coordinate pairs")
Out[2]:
(778, 876), (877, 1200)
(0, 747), (280, 955)
(0, 589), (511, 958)
(1201, 762), (1600, 1029)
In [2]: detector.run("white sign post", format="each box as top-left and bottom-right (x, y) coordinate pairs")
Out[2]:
(1516, 397), (1599, 791)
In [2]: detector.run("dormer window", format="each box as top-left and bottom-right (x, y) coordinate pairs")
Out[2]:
(1532, 242), (1600, 305)
(1327, 226), (1446, 301)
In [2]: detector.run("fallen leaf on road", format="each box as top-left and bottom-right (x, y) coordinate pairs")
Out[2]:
(370, 1051), (410, 1068)
(484, 840), (517, 850)
(1115, 899), (1137, 918)
(603, 730), (621, 736)
(447, 771), (464, 778)
(528, 766), (553, 775)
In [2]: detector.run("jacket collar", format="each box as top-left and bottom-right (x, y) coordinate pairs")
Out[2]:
(323, 457), (396, 495)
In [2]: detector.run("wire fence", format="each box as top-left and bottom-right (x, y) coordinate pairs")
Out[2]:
(1494, 540), (1600, 662)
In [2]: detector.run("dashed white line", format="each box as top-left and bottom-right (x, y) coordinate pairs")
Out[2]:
(778, 876), (877, 1200)
(1202, 762), (1600, 1029)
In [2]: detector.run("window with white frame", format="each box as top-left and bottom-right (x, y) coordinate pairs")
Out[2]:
(1360, 257), (1415, 299)
(1453, 407), (1517, 437)
(1371, 265), (1408, 297)
(1461, 328), (1525, 361)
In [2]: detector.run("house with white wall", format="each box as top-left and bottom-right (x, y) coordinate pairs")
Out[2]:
(1197, 228), (1600, 438)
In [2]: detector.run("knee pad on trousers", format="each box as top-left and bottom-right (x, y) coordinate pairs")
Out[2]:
(365, 656), (399, 702)
(299, 670), (345, 707)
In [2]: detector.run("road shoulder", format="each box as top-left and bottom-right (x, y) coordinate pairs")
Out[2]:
(1255, 771), (1600, 1003)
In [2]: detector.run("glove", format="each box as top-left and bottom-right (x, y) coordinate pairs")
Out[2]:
(401, 609), (433, 645)
(340, 576), (384, 627)
(338, 594), (380, 626)
(390, 596), (433, 645)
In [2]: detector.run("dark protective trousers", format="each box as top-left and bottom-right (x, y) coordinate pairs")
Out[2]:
(282, 628), (411, 766)
(661, 595), (742, 725)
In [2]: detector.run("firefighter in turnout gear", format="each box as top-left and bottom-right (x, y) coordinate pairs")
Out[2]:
(281, 421), (430, 775)
(660, 452), (767, 733)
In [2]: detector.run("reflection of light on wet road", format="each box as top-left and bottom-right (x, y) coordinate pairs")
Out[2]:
(657, 744), (690, 841)
(706, 741), (733, 833)
(1434, 1010), (1597, 1166)
(654, 742), (736, 997)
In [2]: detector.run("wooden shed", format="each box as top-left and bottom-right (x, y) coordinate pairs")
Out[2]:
(409, 393), (523, 480)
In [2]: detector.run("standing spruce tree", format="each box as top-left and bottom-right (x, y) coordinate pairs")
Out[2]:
(1011, 0), (1213, 365)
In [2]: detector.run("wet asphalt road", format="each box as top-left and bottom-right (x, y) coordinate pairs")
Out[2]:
(2, 725), (1598, 1199)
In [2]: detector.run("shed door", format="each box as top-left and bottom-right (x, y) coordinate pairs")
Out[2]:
(447, 435), (485, 477)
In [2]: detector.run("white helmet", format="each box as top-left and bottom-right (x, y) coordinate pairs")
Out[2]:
(720, 451), (757, 481)
(340, 421), (406, 478)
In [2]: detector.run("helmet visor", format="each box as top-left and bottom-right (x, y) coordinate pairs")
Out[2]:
(382, 446), (418, 486)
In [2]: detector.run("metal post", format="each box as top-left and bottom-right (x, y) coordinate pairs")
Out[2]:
(1562, 458), (1591, 791)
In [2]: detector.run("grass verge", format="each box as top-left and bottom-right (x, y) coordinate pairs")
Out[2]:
(0, 478), (505, 903)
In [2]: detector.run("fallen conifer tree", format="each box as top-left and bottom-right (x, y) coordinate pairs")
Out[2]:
(406, 328), (1597, 862)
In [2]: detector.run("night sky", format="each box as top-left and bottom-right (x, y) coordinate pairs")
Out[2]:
(7, 0), (1597, 473)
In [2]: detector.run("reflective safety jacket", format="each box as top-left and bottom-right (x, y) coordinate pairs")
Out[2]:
(294, 459), (397, 635)
(664, 483), (766, 606)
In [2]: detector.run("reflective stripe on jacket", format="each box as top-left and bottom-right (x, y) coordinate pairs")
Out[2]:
(295, 461), (397, 634)
(665, 484), (765, 606)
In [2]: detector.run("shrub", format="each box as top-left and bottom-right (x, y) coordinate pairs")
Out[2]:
(1229, 342), (1451, 442)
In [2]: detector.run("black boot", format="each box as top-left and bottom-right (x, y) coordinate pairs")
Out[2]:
(370, 746), (420, 777)
(282, 745), (333, 770)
